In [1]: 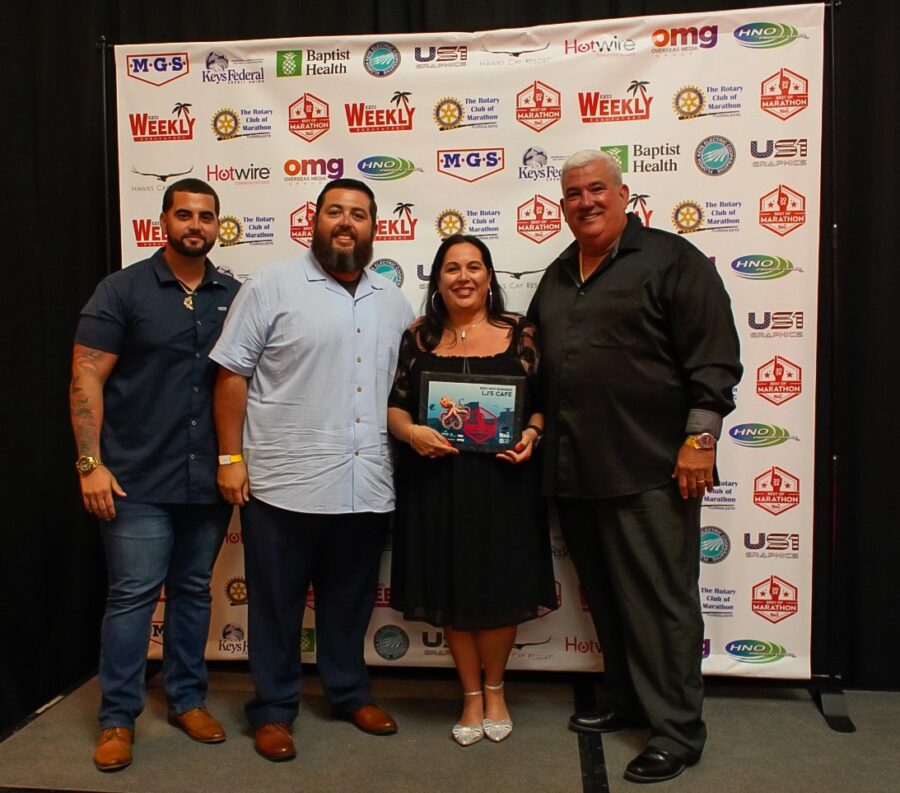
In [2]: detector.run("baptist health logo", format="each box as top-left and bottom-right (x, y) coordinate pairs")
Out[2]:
(734, 22), (804, 49)
(725, 639), (792, 663)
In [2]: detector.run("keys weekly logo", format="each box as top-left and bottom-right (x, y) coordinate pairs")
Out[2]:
(129, 103), (195, 142)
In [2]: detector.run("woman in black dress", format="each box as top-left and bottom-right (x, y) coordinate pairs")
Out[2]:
(387, 234), (557, 746)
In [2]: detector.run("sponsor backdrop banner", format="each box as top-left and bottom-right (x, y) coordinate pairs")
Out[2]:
(116, 3), (823, 678)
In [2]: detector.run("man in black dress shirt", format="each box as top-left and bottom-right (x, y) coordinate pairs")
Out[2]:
(70, 179), (240, 771)
(528, 150), (742, 784)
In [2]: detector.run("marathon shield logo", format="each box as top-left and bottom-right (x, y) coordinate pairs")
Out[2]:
(760, 68), (809, 120)
(757, 355), (802, 405)
(126, 52), (189, 86)
(725, 639), (791, 663)
(129, 103), (195, 143)
(759, 185), (806, 236)
(289, 201), (317, 247)
(288, 94), (330, 142)
(751, 575), (799, 623)
(437, 148), (505, 182)
(753, 466), (800, 516)
(729, 423), (792, 448)
(357, 155), (420, 181)
(516, 195), (561, 243)
(699, 526), (730, 564)
(516, 81), (561, 132)
(731, 254), (795, 280)
(734, 22), (802, 49)
(579, 80), (652, 123)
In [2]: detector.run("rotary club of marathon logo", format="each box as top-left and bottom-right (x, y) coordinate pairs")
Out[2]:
(759, 184), (806, 236)
(210, 107), (271, 141)
(753, 466), (800, 516)
(516, 80), (561, 132)
(516, 194), (561, 243)
(435, 209), (466, 238)
(579, 80), (653, 123)
(751, 575), (799, 623)
(756, 355), (802, 405)
(288, 93), (330, 142)
(760, 68), (809, 120)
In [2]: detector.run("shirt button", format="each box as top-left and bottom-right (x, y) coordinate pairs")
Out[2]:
(357, 328), (362, 334)
(197, 320), (202, 326)
(193, 386), (199, 392)
(354, 450), (360, 456)
(195, 353), (201, 358)
(190, 454), (196, 460)
(191, 420), (197, 426)
(355, 417), (361, 423)
(357, 386), (363, 392)
(357, 356), (363, 363)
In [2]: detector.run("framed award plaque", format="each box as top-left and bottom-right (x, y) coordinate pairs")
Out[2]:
(418, 372), (525, 453)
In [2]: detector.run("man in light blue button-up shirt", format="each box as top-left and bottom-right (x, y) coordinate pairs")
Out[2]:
(211, 179), (414, 760)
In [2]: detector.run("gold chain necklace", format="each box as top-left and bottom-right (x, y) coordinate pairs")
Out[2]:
(176, 280), (196, 310)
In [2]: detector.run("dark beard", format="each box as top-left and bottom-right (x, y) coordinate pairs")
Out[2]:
(167, 234), (215, 258)
(311, 226), (373, 275)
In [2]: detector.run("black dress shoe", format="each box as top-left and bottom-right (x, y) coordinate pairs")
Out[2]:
(624, 747), (696, 783)
(569, 708), (642, 734)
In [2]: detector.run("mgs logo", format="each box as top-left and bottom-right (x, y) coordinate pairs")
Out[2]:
(289, 201), (317, 247)
(288, 94), (330, 142)
(126, 53), (189, 86)
(579, 80), (653, 123)
(760, 68), (809, 120)
(757, 355), (802, 405)
(751, 575), (799, 623)
(437, 149), (505, 182)
(753, 466), (800, 516)
(516, 81), (561, 132)
(516, 195), (562, 243)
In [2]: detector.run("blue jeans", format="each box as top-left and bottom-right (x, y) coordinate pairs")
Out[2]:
(98, 500), (231, 729)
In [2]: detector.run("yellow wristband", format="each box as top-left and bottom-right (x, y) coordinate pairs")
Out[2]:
(218, 453), (244, 465)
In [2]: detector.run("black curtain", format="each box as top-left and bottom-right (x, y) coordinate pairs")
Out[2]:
(4, 0), (897, 736)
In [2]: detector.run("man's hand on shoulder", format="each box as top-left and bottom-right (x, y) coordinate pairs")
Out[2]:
(80, 466), (126, 521)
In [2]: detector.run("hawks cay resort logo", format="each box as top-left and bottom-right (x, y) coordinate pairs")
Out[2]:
(579, 80), (652, 123)
(345, 91), (415, 133)
(734, 22), (804, 49)
(126, 52), (189, 86)
(731, 254), (796, 280)
(276, 47), (350, 77)
(129, 102), (195, 142)
(202, 50), (264, 85)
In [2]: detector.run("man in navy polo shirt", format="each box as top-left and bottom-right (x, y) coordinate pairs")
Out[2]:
(70, 178), (241, 771)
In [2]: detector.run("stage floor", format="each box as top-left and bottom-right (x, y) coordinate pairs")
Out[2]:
(0, 667), (897, 792)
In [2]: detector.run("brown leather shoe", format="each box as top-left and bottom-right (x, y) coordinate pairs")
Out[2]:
(168, 707), (226, 743)
(93, 727), (133, 771)
(254, 723), (296, 762)
(348, 704), (398, 735)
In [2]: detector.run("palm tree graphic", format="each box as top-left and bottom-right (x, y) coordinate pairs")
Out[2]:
(626, 81), (650, 105)
(628, 194), (652, 226)
(172, 102), (193, 121)
(390, 91), (412, 114)
(393, 202), (415, 223)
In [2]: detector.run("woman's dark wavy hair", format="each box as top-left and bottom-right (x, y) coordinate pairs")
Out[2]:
(418, 233), (518, 352)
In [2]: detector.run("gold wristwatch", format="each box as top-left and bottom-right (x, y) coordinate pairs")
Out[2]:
(685, 433), (717, 450)
(75, 455), (103, 475)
